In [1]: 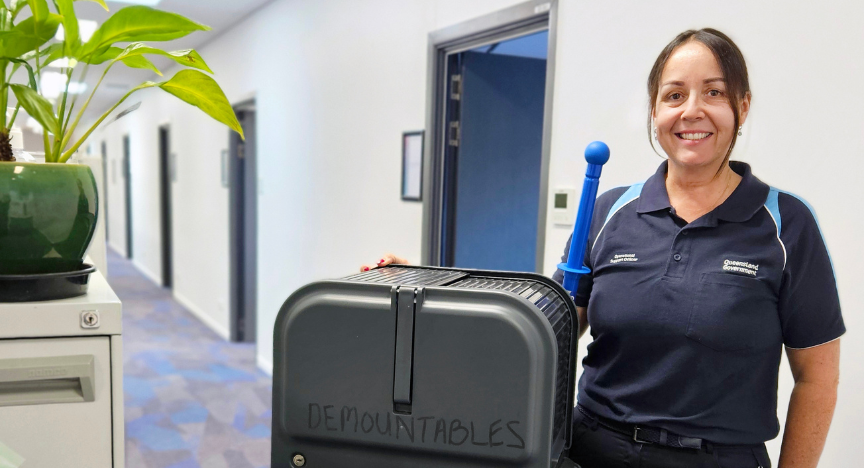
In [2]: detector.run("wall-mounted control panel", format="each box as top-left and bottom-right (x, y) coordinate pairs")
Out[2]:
(552, 188), (577, 226)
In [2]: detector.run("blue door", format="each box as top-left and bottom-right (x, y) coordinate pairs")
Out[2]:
(445, 32), (548, 272)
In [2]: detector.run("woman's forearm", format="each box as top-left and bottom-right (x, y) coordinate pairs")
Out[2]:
(777, 380), (838, 468)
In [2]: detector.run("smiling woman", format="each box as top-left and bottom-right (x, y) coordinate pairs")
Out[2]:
(364, 24), (845, 465)
(649, 30), (752, 223)
(649, 29), (751, 170)
(549, 28), (845, 468)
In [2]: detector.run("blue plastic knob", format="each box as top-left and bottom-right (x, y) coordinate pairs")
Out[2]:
(584, 141), (610, 165)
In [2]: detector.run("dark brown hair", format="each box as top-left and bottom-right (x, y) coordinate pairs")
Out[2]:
(647, 28), (751, 167)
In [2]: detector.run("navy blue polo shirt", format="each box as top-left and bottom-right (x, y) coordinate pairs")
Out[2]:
(553, 160), (845, 445)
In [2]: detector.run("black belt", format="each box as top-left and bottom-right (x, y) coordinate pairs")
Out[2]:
(576, 405), (705, 450)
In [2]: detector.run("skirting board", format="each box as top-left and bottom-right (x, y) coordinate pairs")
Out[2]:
(257, 354), (273, 377)
(174, 291), (231, 341)
(132, 259), (162, 287)
(107, 241), (127, 259)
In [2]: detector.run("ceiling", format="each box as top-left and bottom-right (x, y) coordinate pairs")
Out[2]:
(11, 0), (275, 143)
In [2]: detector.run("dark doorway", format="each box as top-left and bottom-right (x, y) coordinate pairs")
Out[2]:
(101, 141), (108, 242)
(158, 126), (173, 288)
(123, 134), (132, 259)
(440, 30), (549, 271)
(229, 101), (257, 343)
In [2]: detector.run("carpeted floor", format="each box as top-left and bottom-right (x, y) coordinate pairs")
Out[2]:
(106, 249), (272, 468)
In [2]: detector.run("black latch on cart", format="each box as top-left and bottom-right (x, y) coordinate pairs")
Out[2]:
(392, 286), (424, 414)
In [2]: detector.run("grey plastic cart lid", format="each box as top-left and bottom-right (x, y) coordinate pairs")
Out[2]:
(272, 265), (579, 468)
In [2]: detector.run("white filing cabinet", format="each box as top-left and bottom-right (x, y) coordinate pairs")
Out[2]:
(0, 270), (124, 468)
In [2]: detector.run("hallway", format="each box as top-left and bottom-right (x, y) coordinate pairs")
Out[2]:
(107, 250), (272, 468)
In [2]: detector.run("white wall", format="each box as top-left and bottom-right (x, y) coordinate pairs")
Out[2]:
(103, 131), (127, 259)
(81, 0), (526, 345)
(83, 0), (862, 465)
(89, 87), (234, 338)
(79, 154), (108, 275)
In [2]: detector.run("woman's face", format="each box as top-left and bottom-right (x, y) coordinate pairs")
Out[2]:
(653, 40), (749, 169)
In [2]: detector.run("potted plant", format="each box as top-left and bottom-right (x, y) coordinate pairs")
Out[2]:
(0, 0), (243, 300)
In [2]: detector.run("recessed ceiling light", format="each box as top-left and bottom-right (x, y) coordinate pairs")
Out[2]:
(40, 72), (87, 99)
(48, 58), (78, 69)
(68, 82), (88, 95)
(55, 20), (99, 42)
(108, 0), (163, 5)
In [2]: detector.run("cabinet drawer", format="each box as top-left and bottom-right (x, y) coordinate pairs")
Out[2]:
(0, 336), (113, 467)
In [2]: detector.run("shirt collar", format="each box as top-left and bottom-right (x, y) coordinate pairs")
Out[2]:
(636, 160), (769, 223)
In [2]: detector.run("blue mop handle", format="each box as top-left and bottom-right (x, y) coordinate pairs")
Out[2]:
(557, 141), (610, 296)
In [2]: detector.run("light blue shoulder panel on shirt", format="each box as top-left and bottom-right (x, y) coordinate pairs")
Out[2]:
(766, 186), (832, 239)
(771, 187), (835, 273)
(604, 182), (645, 225)
(765, 187), (782, 235)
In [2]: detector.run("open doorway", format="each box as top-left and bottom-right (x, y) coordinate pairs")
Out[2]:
(423, 1), (558, 273)
(229, 100), (257, 343)
(123, 134), (132, 259)
(158, 125), (173, 288)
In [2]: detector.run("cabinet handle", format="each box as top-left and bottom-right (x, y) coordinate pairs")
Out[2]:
(0, 355), (95, 407)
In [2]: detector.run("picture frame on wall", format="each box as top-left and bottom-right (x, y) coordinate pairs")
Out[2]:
(402, 130), (424, 201)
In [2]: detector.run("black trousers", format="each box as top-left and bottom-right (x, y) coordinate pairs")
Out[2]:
(570, 408), (772, 468)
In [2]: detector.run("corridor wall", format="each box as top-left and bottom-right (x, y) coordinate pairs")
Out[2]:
(81, 0), (528, 350)
(80, 0), (863, 465)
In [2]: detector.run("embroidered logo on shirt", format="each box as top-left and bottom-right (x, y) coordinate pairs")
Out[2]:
(610, 253), (638, 264)
(723, 259), (758, 276)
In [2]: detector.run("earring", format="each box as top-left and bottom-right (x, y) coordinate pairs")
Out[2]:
(654, 128), (658, 141)
(738, 126), (743, 136)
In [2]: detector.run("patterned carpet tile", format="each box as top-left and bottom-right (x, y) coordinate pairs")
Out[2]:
(106, 250), (272, 468)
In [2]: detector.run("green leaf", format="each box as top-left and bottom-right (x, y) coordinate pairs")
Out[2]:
(9, 0), (28, 19)
(156, 70), (243, 138)
(27, 42), (63, 66)
(15, 43), (64, 74)
(81, 45), (119, 64)
(1, 9), (10, 32)
(0, 13), (61, 57)
(119, 54), (160, 75)
(80, 6), (209, 59)
(27, 0), (48, 21)
(53, 0), (79, 56)
(10, 84), (60, 135)
(20, 42), (61, 62)
(75, 0), (107, 11)
(115, 43), (212, 74)
(4, 57), (38, 89)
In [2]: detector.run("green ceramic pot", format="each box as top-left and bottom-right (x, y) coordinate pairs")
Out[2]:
(0, 162), (98, 275)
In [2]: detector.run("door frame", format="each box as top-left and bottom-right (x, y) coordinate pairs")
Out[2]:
(123, 134), (132, 259)
(229, 99), (257, 343)
(158, 125), (173, 288)
(421, 0), (559, 272)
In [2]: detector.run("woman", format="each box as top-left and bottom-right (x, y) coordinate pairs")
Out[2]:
(364, 28), (843, 468)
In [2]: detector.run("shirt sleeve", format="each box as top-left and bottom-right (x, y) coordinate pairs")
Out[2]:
(777, 193), (845, 349)
(552, 186), (629, 308)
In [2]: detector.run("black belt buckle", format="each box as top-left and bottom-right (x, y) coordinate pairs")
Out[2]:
(633, 427), (651, 444)
(679, 437), (703, 450)
(633, 427), (703, 450)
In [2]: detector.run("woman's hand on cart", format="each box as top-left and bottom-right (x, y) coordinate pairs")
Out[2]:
(360, 253), (410, 272)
